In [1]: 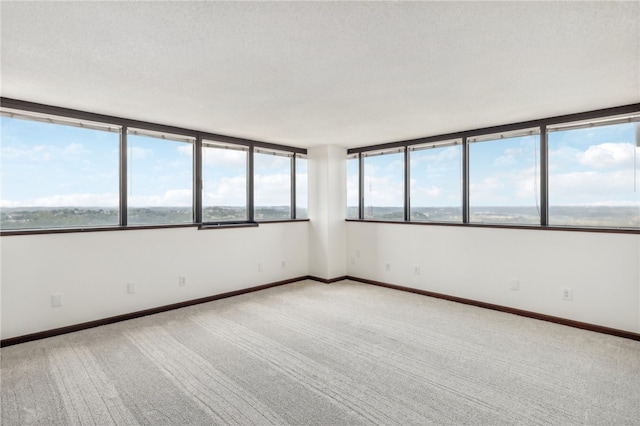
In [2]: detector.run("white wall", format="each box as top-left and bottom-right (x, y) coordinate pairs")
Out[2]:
(1, 222), (308, 340)
(308, 145), (347, 280)
(347, 222), (640, 334)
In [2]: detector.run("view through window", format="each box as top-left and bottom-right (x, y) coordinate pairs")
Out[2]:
(296, 155), (308, 219)
(1, 112), (120, 229)
(410, 140), (462, 222)
(127, 129), (194, 225)
(468, 130), (540, 225)
(254, 149), (292, 220)
(1, 105), (307, 231)
(363, 149), (404, 221)
(202, 141), (248, 222)
(548, 116), (640, 228)
(346, 154), (359, 219)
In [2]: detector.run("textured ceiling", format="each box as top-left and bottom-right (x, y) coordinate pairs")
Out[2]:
(1, 1), (639, 149)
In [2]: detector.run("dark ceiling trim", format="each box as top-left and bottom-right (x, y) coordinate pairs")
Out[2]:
(0, 97), (307, 154)
(348, 102), (640, 154)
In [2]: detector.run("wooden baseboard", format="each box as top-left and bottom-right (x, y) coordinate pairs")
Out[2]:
(346, 276), (640, 342)
(0, 276), (307, 347)
(4, 274), (638, 346)
(307, 275), (348, 284)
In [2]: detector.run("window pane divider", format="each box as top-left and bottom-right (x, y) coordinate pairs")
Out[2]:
(119, 126), (128, 226)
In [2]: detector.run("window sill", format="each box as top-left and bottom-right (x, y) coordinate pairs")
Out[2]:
(0, 223), (197, 236)
(198, 222), (259, 230)
(345, 219), (640, 234)
(256, 219), (310, 224)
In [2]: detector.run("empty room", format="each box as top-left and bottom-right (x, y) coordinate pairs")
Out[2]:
(1, 1), (639, 425)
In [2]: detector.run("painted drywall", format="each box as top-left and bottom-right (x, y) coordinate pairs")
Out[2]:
(347, 222), (640, 334)
(308, 145), (347, 279)
(0, 222), (308, 340)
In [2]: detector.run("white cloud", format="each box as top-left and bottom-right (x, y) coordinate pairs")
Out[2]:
(255, 173), (291, 205)
(577, 142), (635, 169)
(128, 146), (154, 160)
(1, 192), (119, 207)
(470, 176), (505, 202)
(2, 142), (111, 164)
(346, 172), (359, 205)
(177, 145), (193, 156)
(128, 189), (193, 207)
(203, 176), (247, 206)
(493, 151), (518, 167)
(202, 147), (246, 167)
(550, 169), (638, 201)
(296, 173), (308, 202)
(412, 185), (441, 198)
(363, 175), (402, 207)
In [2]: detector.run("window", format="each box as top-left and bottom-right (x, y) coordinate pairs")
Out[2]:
(0, 111), (120, 230)
(409, 140), (462, 222)
(254, 148), (292, 220)
(468, 129), (541, 225)
(202, 141), (248, 222)
(363, 148), (404, 220)
(346, 154), (360, 219)
(548, 115), (640, 228)
(127, 129), (194, 225)
(295, 154), (308, 219)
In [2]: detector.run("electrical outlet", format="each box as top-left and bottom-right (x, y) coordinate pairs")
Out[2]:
(51, 293), (63, 308)
(510, 279), (520, 291)
(127, 282), (137, 294)
(258, 263), (263, 272)
(281, 260), (286, 269)
(413, 266), (420, 275)
(385, 263), (391, 272)
(179, 276), (187, 286)
(562, 288), (573, 301)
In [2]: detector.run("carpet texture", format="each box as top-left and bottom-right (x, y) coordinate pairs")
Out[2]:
(1, 279), (639, 425)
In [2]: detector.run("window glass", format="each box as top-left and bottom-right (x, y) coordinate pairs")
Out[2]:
(548, 117), (640, 228)
(363, 149), (404, 220)
(0, 113), (120, 229)
(296, 155), (308, 219)
(202, 141), (248, 222)
(469, 130), (540, 225)
(346, 154), (359, 219)
(254, 149), (292, 220)
(410, 140), (462, 222)
(127, 129), (194, 225)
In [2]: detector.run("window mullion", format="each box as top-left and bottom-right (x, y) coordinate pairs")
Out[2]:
(248, 145), (255, 222)
(120, 126), (128, 227)
(540, 125), (549, 226)
(291, 154), (297, 219)
(358, 153), (364, 220)
(404, 147), (410, 222)
(462, 137), (469, 224)
(194, 136), (203, 224)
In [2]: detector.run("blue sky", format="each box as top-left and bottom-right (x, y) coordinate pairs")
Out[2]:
(1, 115), (638, 210)
(0, 116), (306, 208)
(347, 121), (640, 208)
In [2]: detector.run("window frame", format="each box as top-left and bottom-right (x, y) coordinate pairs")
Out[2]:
(125, 127), (197, 226)
(253, 147), (295, 222)
(361, 147), (406, 221)
(467, 128), (541, 226)
(347, 103), (640, 234)
(0, 98), (308, 236)
(201, 139), (250, 225)
(408, 138), (463, 223)
(546, 114), (640, 229)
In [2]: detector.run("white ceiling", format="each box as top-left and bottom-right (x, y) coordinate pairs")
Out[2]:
(1, 1), (639, 149)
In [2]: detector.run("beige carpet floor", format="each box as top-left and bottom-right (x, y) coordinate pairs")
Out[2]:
(1, 279), (639, 425)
